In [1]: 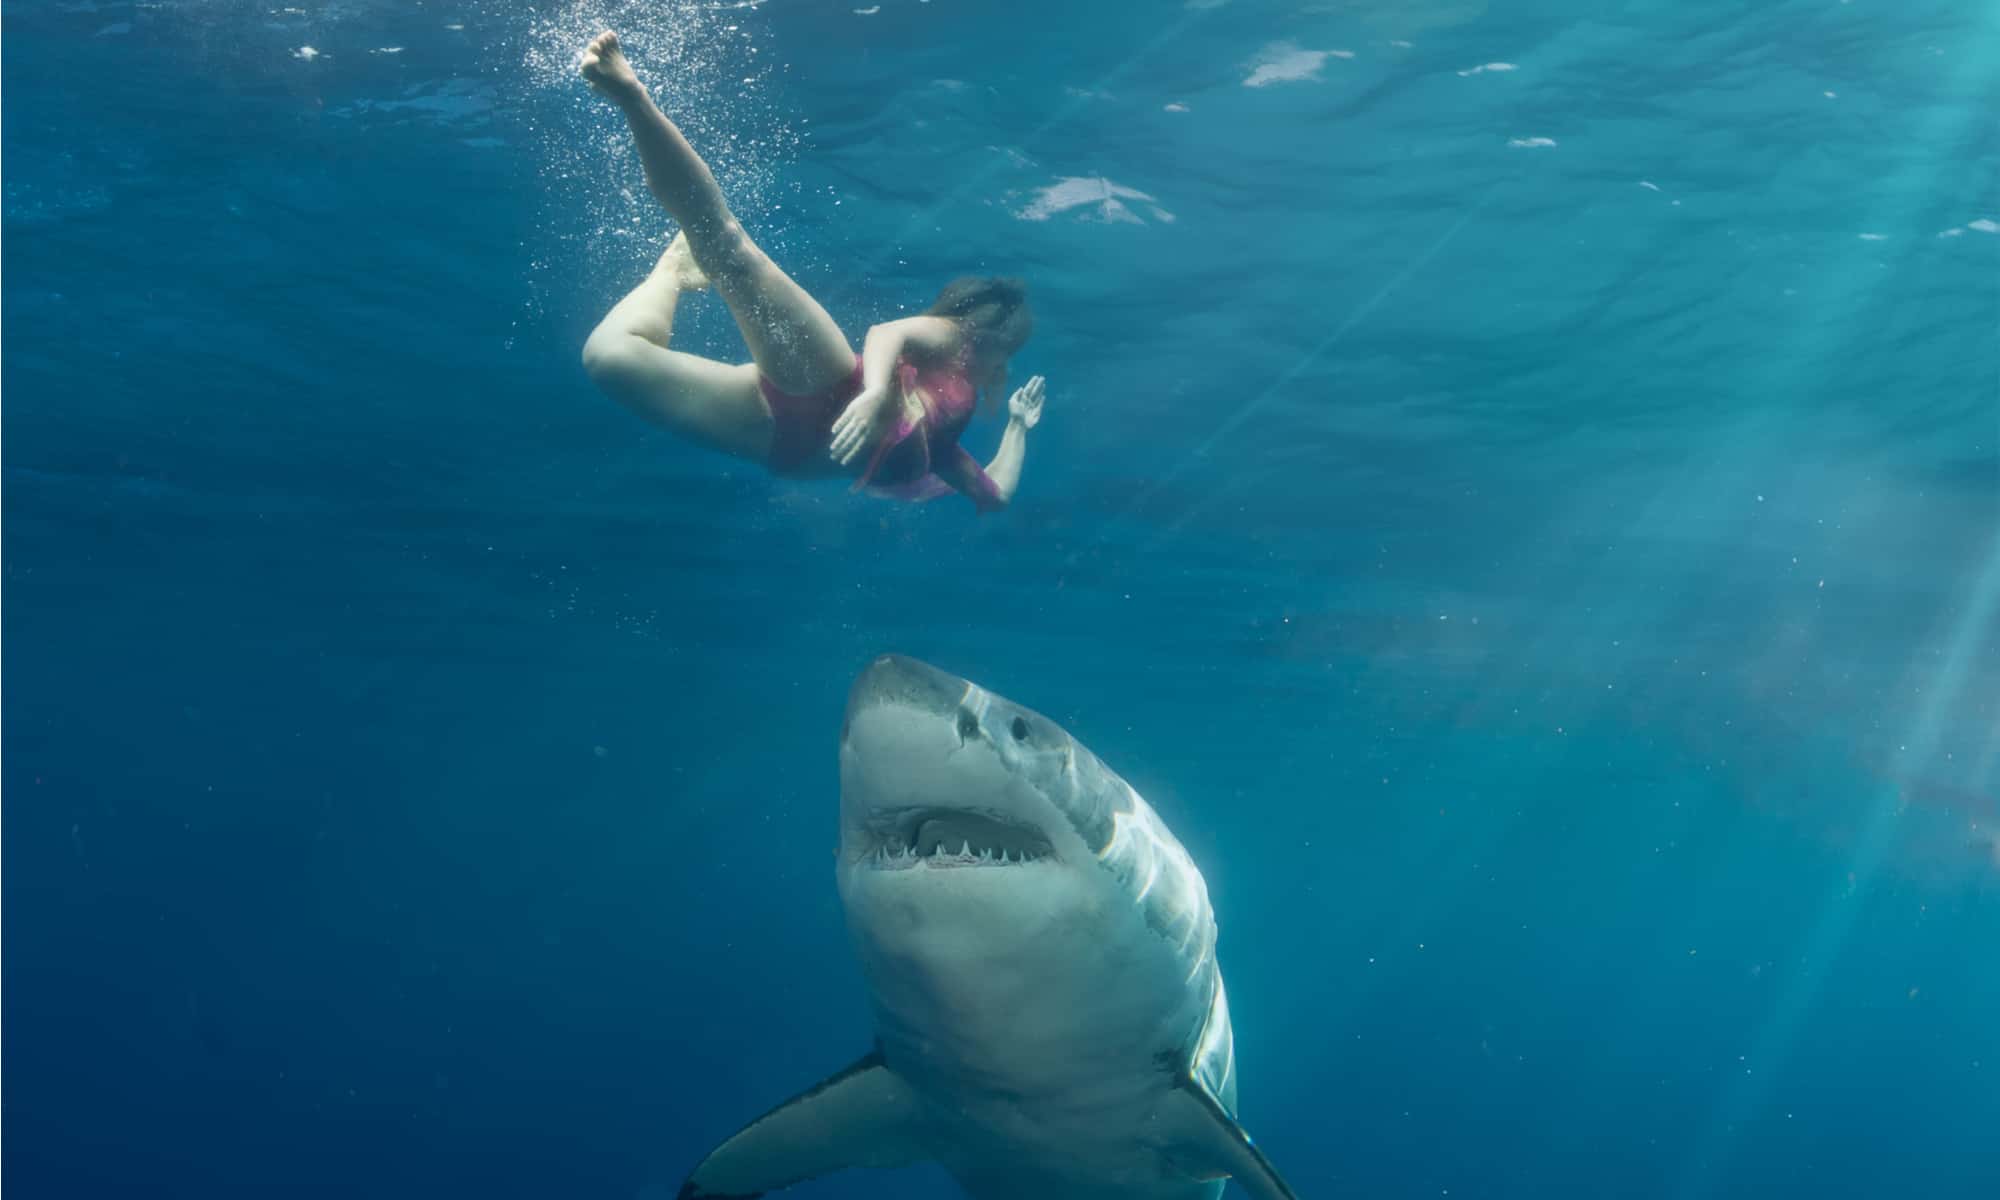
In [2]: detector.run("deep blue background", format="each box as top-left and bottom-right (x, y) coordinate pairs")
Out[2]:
(5, 1), (1998, 1197)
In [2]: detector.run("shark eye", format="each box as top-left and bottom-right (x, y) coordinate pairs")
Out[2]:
(957, 710), (980, 740)
(1010, 716), (1030, 742)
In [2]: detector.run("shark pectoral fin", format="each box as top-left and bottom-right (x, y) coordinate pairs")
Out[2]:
(1160, 1080), (1301, 1200)
(678, 1052), (926, 1200)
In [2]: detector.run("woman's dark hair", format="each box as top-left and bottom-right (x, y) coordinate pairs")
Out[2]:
(925, 276), (1033, 358)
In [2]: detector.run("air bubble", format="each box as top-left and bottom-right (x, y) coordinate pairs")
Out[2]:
(518, 1), (801, 292)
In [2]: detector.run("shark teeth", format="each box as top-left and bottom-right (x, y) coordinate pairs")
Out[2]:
(867, 843), (1046, 867)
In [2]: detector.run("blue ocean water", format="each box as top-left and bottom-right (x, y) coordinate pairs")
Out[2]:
(5, 0), (1997, 1196)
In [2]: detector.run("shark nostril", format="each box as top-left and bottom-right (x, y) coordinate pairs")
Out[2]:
(956, 710), (979, 740)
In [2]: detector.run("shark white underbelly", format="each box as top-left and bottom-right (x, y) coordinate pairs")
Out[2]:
(675, 655), (1295, 1200)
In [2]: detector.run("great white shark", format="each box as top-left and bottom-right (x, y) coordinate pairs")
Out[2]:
(677, 655), (1297, 1200)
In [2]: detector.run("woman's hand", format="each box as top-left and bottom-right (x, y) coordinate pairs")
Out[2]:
(1007, 375), (1047, 429)
(829, 382), (894, 466)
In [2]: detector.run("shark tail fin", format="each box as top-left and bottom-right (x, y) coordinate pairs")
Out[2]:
(677, 1051), (927, 1199)
(1159, 1075), (1301, 1200)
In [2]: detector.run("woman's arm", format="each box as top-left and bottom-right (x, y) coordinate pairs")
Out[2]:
(984, 376), (1044, 501)
(982, 418), (1031, 503)
(858, 320), (912, 396)
(932, 375), (1044, 511)
(831, 317), (961, 466)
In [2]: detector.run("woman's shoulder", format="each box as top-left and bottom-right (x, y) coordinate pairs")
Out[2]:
(885, 314), (967, 359)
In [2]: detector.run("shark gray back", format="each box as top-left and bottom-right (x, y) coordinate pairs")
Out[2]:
(677, 655), (1296, 1200)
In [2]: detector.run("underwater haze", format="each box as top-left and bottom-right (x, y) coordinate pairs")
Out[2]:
(5, 0), (1998, 1197)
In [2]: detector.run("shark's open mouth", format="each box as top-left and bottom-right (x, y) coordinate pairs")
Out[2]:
(863, 808), (1056, 869)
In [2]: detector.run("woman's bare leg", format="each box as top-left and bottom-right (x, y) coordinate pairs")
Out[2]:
(595, 232), (708, 349)
(582, 236), (770, 460)
(581, 31), (853, 396)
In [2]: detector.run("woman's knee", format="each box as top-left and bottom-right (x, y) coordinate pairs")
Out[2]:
(580, 326), (625, 377)
(581, 328), (659, 393)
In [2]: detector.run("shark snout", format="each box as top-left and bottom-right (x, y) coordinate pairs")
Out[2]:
(844, 654), (978, 742)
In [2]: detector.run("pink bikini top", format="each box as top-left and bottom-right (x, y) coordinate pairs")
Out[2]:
(855, 353), (1003, 512)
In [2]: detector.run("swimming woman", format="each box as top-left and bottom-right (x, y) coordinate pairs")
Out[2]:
(577, 31), (1046, 513)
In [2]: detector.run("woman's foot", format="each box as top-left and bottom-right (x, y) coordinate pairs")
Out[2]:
(659, 231), (710, 291)
(579, 30), (643, 102)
